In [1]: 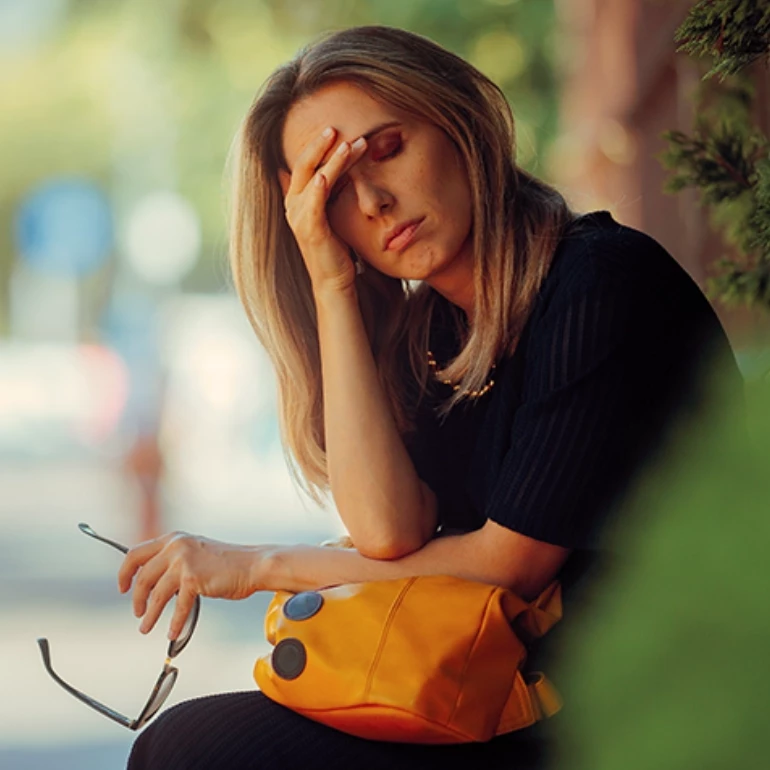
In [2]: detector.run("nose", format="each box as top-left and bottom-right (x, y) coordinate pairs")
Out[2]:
(353, 177), (394, 218)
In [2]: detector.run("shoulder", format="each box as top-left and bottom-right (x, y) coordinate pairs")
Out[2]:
(548, 211), (681, 292)
(534, 211), (702, 324)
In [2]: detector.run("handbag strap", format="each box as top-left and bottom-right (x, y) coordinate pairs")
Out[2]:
(496, 670), (563, 736)
(526, 672), (563, 720)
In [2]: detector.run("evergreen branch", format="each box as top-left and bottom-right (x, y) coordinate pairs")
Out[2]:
(708, 259), (770, 310)
(664, 1), (770, 314)
(660, 122), (760, 203)
(748, 158), (770, 254)
(675, 0), (770, 79)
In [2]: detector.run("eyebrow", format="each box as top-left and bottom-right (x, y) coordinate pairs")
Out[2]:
(285, 121), (403, 174)
(359, 120), (402, 141)
(317, 120), (401, 173)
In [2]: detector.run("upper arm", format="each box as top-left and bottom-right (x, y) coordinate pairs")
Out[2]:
(486, 266), (650, 550)
(355, 479), (438, 561)
(418, 479), (439, 544)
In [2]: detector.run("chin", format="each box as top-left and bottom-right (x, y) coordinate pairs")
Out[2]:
(371, 256), (434, 282)
(405, 245), (464, 283)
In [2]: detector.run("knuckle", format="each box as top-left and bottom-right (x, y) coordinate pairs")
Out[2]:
(134, 572), (151, 591)
(168, 533), (192, 552)
(148, 590), (168, 608)
(123, 547), (140, 566)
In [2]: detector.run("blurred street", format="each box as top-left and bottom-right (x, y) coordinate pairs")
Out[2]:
(0, 454), (342, 770)
(0, 275), (344, 770)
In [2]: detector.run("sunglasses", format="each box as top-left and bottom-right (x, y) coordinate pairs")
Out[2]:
(36, 522), (201, 730)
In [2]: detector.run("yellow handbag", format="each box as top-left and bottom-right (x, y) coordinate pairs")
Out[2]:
(254, 574), (563, 744)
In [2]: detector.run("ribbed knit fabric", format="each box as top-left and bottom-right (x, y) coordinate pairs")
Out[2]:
(408, 210), (744, 553)
(127, 690), (551, 769)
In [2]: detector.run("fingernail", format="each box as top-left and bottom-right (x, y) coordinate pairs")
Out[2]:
(335, 141), (350, 156)
(322, 127), (334, 138)
(351, 137), (366, 151)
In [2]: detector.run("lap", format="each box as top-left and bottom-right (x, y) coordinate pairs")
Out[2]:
(127, 690), (551, 770)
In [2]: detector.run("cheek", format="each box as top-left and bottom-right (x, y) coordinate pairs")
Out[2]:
(438, 166), (472, 237)
(423, 146), (471, 220)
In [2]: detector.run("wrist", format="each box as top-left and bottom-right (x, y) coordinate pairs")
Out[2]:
(249, 545), (283, 593)
(313, 280), (359, 311)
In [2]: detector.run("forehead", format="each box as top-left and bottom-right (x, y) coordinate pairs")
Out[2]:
(281, 81), (407, 171)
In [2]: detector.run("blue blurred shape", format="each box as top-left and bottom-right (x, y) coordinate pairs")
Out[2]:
(15, 178), (114, 277)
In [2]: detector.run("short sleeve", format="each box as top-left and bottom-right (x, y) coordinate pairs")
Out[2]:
(485, 267), (657, 549)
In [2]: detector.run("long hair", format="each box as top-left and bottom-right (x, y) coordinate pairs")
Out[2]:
(226, 25), (575, 505)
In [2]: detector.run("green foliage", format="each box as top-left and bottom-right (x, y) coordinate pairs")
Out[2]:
(705, 157), (770, 309)
(660, 123), (762, 205)
(674, 0), (770, 80)
(660, 1), (770, 313)
(555, 370), (770, 770)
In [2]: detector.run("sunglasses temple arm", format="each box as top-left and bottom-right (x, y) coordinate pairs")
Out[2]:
(78, 523), (129, 554)
(37, 638), (136, 730)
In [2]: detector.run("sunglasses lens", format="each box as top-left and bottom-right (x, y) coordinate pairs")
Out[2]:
(168, 597), (200, 657)
(138, 669), (178, 728)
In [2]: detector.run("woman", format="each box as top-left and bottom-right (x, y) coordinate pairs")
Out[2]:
(124, 25), (743, 769)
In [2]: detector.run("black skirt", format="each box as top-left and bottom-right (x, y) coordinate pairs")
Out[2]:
(127, 690), (553, 770)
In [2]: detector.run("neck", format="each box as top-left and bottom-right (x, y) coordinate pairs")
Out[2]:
(425, 247), (475, 320)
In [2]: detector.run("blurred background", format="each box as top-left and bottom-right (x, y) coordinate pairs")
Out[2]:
(1, 0), (768, 768)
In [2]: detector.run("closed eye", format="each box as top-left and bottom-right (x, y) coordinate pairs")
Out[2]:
(371, 133), (402, 162)
(327, 133), (403, 205)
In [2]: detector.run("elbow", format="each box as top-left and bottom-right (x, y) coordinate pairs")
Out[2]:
(341, 491), (437, 561)
(355, 531), (424, 561)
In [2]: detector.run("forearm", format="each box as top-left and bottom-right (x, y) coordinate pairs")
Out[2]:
(256, 528), (504, 595)
(314, 285), (436, 558)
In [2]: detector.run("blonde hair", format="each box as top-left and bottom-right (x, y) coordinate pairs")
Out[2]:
(227, 26), (575, 505)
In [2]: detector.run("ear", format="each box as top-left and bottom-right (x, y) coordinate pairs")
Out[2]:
(278, 169), (291, 198)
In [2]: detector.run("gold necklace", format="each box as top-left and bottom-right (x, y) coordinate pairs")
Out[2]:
(426, 350), (496, 398)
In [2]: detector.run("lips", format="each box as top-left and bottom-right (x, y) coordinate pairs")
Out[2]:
(383, 218), (424, 252)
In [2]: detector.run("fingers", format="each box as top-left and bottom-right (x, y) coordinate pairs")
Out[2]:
(284, 136), (368, 251)
(117, 532), (197, 637)
(317, 137), (367, 197)
(131, 551), (172, 620)
(286, 128), (367, 201)
(126, 545), (200, 638)
(138, 570), (181, 635)
(169, 586), (198, 641)
(118, 537), (169, 594)
(287, 126), (336, 194)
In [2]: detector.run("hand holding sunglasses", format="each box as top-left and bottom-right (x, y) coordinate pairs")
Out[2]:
(37, 523), (201, 730)
(37, 523), (274, 729)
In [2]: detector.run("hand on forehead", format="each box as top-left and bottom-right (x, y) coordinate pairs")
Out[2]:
(281, 82), (406, 174)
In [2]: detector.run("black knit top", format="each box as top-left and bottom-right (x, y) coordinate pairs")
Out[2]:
(406, 211), (744, 593)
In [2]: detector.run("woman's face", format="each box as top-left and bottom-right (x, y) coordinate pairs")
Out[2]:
(281, 81), (474, 298)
